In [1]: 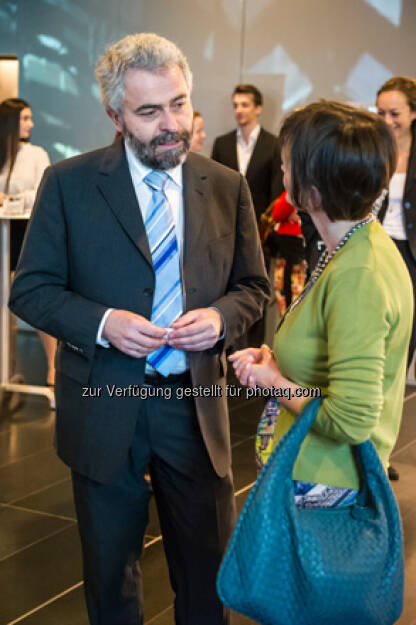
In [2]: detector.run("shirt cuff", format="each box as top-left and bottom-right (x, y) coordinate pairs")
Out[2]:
(96, 308), (114, 347)
(210, 306), (226, 341)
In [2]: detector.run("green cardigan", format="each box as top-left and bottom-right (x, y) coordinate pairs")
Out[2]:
(273, 220), (412, 489)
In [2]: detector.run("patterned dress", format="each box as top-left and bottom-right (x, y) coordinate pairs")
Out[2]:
(255, 399), (358, 508)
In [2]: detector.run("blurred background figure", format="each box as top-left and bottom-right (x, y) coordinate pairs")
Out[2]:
(0, 98), (56, 388)
(212, 85), (283, 348)
(189, 110), (206, 152)
(269, 191), (306, 314)
(376, 76), (416, 373)
(297, 209), (324, 279)
(211, 84), (283, 223)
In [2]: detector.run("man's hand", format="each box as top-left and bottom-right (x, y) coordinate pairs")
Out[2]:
(168, 308), (223, 351)
(0, 191), (4, 207)
(102, 310), (167, 358)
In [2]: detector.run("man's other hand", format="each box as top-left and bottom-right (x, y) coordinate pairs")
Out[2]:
(102, 310), (167, 358)
(168, 308), (222, 351)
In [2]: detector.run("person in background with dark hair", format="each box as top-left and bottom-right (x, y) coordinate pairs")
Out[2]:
(231, 101), (411, 511)
(212, 85), (283, 347)
(376, 76), (416, 370)
(190, 110), (206, 152)
(211, 84), (283, 223)
(270, 191), (306, 313)
(0, 98), (56, 388)
(376, 76), (416, 483)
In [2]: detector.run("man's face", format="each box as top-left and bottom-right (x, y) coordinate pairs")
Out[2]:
(232, 93), (262, 127)
(110, 65), (193, 170)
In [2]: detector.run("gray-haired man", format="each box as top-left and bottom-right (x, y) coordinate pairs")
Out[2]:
(9, 33), (269, 624)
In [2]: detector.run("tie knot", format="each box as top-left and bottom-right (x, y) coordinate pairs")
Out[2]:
(144, 171), (168, 192)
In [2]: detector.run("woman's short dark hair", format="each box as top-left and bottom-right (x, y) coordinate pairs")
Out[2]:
(233, 84), (263, 107)
(0, 98), (31, 190)
(279, 100), (397, 221)
(377, 76), (416, 111)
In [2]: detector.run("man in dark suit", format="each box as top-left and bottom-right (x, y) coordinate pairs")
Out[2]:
(9, 34), (270, 625)
(212, 85), (283, 347)
(211, 84), (283, 222)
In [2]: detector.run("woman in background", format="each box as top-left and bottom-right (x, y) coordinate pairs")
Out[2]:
(376, 77), (416, 482)
(190, 110), (206, 152)
(376, 76), (416, 370)
(231, 101), (411, 507)
(270, 190), (306, 313)
(0, 98), (56, 388)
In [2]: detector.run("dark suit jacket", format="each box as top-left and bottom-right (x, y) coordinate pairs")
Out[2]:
(211, 127), (284, 220)
(378, 120), (416, 262)
(9, 141), (270, 483)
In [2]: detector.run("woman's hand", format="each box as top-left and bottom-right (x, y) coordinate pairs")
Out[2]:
(229, 345), (311, 415)
(228, 347), (262, 385)
(0, 191), (4, 206)
(229, 344), (281, 388)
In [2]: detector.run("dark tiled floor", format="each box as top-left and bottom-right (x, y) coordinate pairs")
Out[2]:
(0, 334), (415, 624)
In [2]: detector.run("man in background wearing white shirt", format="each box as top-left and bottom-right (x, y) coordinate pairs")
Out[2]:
(211, 84), (283, 222)
(212, 86), (283, 347)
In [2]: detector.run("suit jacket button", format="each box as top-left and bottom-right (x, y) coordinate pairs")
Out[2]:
(408, 223), (414, 229)
(404, 201), (411, 209)
(143, 288), (153, 296)
(188, 288), (197, 294)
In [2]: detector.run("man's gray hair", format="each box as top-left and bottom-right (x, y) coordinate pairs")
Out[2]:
(95, 33), (193, 115)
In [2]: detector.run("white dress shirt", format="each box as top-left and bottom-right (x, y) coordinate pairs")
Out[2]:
(236, 124), (261, 176)
(124, 141), (184, 251)
(96, 141), (224, 363)
(96, 141), (184, 346)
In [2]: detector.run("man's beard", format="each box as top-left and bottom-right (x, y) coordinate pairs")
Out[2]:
(123, 124), (191, 170)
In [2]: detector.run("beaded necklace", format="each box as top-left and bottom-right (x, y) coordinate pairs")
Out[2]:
(282, 213), (375, 321)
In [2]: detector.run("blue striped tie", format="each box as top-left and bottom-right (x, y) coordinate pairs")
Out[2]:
(144, 171), (186, 376)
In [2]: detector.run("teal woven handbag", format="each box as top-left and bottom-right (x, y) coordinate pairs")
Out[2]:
(217, 397), (404, 625)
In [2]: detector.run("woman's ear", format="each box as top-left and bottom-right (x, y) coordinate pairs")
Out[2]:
(304, 186), (323, 213)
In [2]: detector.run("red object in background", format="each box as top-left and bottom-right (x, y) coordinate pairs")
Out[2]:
(272, 191), (302, 237)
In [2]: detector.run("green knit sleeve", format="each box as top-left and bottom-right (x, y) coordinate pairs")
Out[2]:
(311, 266), (390, 444)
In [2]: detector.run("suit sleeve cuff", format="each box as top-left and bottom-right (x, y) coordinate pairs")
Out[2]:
(210, 306), (226, 341)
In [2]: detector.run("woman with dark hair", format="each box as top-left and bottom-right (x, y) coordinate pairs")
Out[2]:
(376, 76), (416, 370)
(0, 98), (50, 265)
(230, 101), (411, 507)
(0, 97), (56, 387)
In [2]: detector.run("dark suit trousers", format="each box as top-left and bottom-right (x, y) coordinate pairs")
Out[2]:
(72, 384), (236, 625)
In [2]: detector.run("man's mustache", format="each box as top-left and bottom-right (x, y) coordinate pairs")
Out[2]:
(150, 130), (190, 149)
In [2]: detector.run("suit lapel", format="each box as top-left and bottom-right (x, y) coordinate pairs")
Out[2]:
(182, 153), (209, 269)
(245, 127), (264, 181)
(96, 141), (152, 268)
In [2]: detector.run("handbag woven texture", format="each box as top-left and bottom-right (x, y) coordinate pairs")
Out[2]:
(217, 397), (404, 625)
